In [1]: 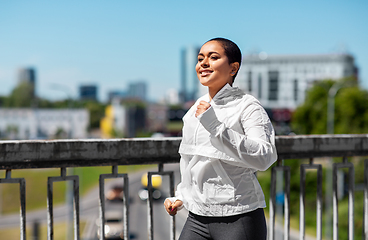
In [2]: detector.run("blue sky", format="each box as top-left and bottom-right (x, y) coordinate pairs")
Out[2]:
(1, 1), (367, 102)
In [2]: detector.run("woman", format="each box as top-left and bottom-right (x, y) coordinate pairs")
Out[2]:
(164, 37), (277, 240)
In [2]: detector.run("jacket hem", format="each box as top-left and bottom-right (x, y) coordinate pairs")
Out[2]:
(184, 201), (267, 217)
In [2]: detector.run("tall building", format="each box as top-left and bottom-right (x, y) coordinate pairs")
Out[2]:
(234, 53), (358, 110)
(180, 46), (201, 103)
(128, 81), (147, 101)
(18, 67), (36, 97)
(108, 90), (128, 103)
(79, 84), (98, 101)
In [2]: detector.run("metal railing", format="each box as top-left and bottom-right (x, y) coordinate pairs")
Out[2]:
(0, 134), (368, 240)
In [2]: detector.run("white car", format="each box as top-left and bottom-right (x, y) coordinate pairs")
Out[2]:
(96, 211), (124, 239)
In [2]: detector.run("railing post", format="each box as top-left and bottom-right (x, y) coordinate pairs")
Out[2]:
(364, 159), (368, 239)
(147, 164), (176, 240)
(0, 169), (26, 240)
(332, 157), (354, 240)
(269, 159), (290, 240)
(47, 167), (80, 240)
(270, 165), (276, 240)
(284, 164), (290, 240)
(147, 172), (154, 240)
(300, 158), (323, 240)
(99, 165), (130, 240)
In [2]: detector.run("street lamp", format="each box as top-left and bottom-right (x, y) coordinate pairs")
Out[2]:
(49, 83), (74, 139)
(327, 82), (344, 134)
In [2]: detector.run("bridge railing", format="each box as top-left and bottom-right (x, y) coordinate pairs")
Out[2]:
(0, 134), (368, 240)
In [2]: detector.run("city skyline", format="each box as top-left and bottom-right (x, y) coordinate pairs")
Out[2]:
(1, 1), (367, 102)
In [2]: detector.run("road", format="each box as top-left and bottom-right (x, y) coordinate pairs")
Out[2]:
(82, 163), (188, 240)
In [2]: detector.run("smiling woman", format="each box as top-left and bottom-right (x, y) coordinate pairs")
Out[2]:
(195, 38), (240, 101)
(163, 38), (277, 240)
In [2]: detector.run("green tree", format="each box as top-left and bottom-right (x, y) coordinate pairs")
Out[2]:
(335, 87), (368, 133)
(291, 77), (368, 134)
(82, 100), (107, 130)
(4, 82), (34, 107)
(0, 96), (7, 106)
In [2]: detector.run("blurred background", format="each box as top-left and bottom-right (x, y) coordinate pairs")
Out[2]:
(1, 1), (368, 239)
(1, 0), (367, 140)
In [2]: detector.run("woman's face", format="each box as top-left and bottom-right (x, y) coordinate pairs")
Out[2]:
(195, 41), (238, 91)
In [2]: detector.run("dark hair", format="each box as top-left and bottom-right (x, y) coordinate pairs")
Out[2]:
(206, 37), (242, 82)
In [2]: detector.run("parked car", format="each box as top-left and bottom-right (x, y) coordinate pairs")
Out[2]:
(138, 173), (162, 201)
(106, 185), (125, 202)
(96, 210), (124, 239)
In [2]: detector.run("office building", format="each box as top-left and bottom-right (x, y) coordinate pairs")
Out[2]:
(79, 84), (98, 101)
(234, 53), (358, 110)
(128, 81), (147, 101)
(180, 46), (201, 103)
(18, 67), (36, 97)
(108, 90), (128, 103)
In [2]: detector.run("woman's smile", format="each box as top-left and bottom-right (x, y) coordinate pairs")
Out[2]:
(199, 69), (213, 77)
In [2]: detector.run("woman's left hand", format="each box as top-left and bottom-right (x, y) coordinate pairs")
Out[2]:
(195, 101), (211, 117)
(164, 199), (183, 216)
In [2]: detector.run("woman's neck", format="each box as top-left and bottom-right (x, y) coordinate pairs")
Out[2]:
(208, 83), (232, 101)
(208, 88), (217, 101)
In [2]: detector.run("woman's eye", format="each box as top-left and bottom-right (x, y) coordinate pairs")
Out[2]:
(198, 58), (203, 62)
(211, 56), (219, 60)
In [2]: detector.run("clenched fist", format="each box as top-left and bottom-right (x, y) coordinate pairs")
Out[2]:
(195, 101), (211, 117)
(164, 199), (183, 216)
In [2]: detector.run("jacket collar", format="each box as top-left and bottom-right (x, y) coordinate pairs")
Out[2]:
(210, 83), (245, 106)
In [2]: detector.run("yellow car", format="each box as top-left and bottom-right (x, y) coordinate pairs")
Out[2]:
(138, 173), (162, 201)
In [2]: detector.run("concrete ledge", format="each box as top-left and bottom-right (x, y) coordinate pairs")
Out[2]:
(0, 137), (182, 169)
(1, 134), (368, 169)
(276, 134), (368, 159)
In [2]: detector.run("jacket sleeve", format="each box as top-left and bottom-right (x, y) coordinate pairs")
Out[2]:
(197, 104), (277, 171)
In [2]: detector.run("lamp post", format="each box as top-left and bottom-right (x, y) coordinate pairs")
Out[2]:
(325, 81), (348, 240)
(327, 82), (344, 134)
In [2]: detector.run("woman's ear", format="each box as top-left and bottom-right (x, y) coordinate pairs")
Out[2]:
(231, 62), (240, 75)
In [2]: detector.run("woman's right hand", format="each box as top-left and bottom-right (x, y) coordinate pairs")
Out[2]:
(195, 100), (211, 117)
(164, 199), (183, 216)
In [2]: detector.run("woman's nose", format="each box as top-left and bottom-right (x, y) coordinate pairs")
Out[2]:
(201, 58), (209, 67)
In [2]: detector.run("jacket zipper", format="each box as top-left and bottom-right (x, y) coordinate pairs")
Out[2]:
(193, 121), (200, 146)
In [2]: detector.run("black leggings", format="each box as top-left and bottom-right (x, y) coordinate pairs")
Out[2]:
(179, 208), (267, 240)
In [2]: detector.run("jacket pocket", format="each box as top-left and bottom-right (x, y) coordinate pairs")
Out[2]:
(203, 160), (235, 204)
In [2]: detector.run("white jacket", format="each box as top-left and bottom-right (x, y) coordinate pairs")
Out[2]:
(172, 84), (277, 217)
